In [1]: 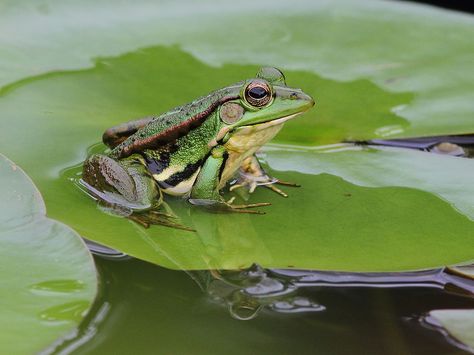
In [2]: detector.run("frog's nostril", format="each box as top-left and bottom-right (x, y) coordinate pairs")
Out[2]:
(290, 92), (299, 100)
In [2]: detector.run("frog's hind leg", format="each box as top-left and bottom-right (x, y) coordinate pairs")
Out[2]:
(82, 153), (159, 209)
(102, 116), (154, 148)
(82, 153), (193, 231)
(230, 155), (300, 198)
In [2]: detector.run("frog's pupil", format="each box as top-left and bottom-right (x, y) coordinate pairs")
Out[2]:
(249, 86), (267, 99)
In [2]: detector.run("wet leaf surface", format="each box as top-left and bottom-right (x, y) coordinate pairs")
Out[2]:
(0, 154), (97, 354)
(0, 1), (473, 273)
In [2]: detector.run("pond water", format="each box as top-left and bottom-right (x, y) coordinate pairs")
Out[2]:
(53, 255), (474, 355)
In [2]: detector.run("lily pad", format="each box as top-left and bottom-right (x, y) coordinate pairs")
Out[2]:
(0, 1), (473, 272)
(430, 309), (474, 351)
(55, 144), (474, 272)
(0, 154), (97, 354)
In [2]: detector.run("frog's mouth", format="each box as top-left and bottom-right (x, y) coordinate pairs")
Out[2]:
(210, 112), (302, 148)
(239, 112), (300, 131)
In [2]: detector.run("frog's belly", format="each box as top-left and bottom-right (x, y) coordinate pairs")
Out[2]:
(219, 122), (284, 189)
(153, 166), (201, 196)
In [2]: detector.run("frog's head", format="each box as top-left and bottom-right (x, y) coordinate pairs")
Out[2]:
(219, 67), (315, 131)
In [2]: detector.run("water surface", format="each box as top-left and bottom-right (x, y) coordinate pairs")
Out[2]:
(56, 256), (474, 355)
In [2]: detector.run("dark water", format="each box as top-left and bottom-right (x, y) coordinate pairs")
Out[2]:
(401, 0), (474, 13)
(55, 255), (474, 355)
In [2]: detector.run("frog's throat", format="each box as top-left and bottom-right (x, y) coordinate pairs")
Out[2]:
(208, 113), (300, 149)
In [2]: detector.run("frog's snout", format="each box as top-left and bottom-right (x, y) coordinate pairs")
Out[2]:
(276, 86), (315, 111)
(298, 91), (315, 109)
(288, 90), (315, 111)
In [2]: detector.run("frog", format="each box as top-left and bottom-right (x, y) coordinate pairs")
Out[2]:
(82, 67), (315, 229)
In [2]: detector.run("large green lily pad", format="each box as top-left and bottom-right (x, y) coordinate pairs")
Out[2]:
(0, 1), (473, 272)
(0, 154), (97, 354)
(58, 144), (474, 272)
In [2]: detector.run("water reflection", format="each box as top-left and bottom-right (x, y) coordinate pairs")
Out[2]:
(197, 265), (474, 322)
(202, 264), (323, 320)
(50, 250), (474, 355)
(84, 239), (474, 326)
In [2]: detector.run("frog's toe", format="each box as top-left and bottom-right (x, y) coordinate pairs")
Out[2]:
(272, 179), (301, 188)
(232, 171), (299, 198)
(148, 210), (178, 219)
(229, 180), (258, 194)
(128, 211), (195, 232)
(189, 198), (269, 214)
(230, 172), (271, 194)
(235, 155), (300, 198)
(263, 183), (288, 198)
(230, 202), (271, 209)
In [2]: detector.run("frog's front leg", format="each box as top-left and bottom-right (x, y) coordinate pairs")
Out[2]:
(230, 155), (300, 198)
(189, 147), (269, 214)
(82, 154), (192, 230)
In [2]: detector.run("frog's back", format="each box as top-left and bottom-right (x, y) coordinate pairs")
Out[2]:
(108, 83), (243, 196)
(109, 84), (242, 160)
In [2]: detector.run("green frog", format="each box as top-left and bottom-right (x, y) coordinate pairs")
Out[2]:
(82, 67), (314, 229)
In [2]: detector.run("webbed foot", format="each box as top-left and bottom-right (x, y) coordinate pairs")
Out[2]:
(189, 198), (270, 214)
(231, 155), (300, 198)
(128, 210), (195, 232)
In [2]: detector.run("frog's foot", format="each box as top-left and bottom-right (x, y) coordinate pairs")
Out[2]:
(264, 179), (300, 197)
(189, 198), (270, 214)
(128, 210), (195, 232)
(231, 155), (300, 198)
(230, 176), (299, 198)
(226, 197), (271, 213)
(94, 199), (194, 231)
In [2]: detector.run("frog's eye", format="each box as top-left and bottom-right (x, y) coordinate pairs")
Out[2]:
(244, 80), (272, 108)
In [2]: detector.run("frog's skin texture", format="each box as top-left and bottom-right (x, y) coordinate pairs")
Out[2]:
(82, 67), (314, 228)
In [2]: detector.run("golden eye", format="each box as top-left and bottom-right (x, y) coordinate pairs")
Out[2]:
(244, 81), (272, 107)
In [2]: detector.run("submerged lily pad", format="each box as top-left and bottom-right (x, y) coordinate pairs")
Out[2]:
(430, 309), (474, 351)
(0, 154), (97, 354)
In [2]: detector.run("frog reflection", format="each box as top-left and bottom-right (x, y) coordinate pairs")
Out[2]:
(192, 264), (324, 320)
